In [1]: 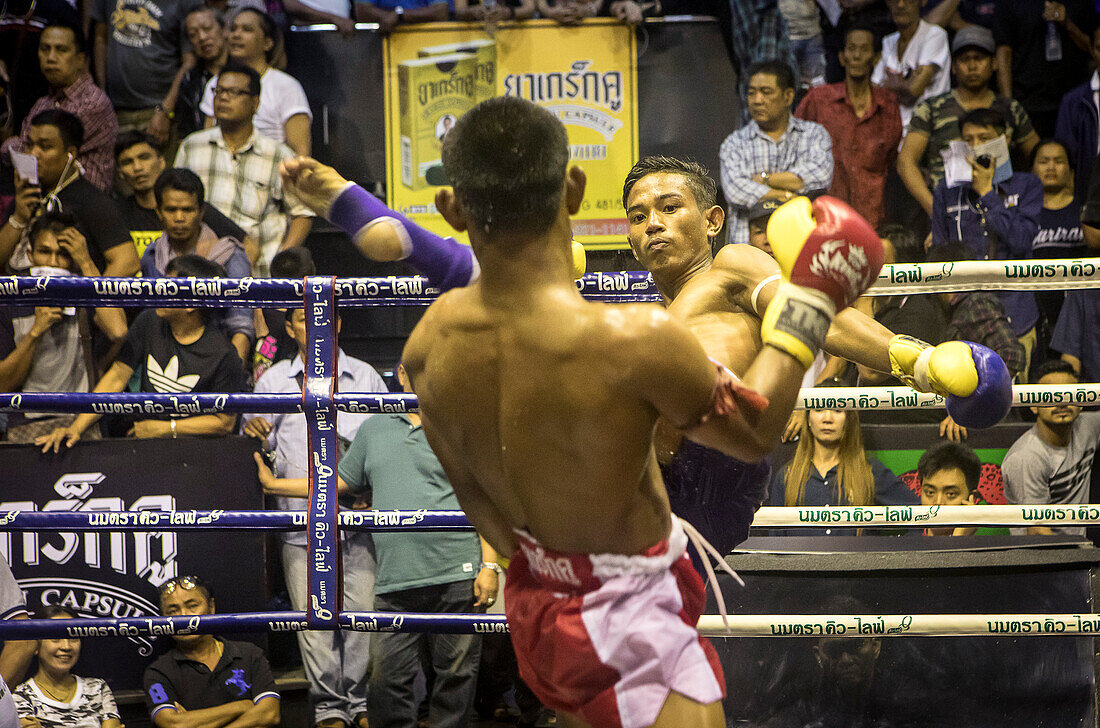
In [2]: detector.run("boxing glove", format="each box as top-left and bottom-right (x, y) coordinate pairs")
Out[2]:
(889, 336), (1013, 428)
(760, 196), (884, 368)
(571, 240), (586, 281)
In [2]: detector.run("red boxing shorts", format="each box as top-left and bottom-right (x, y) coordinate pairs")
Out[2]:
(504, 518), (725, 728)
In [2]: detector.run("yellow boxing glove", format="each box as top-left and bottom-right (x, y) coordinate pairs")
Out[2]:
(571, 240), (587, 280)
(888, 335), (979, 397)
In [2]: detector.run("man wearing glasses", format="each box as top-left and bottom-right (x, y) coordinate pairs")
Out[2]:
(173, 60), (313, 276)
(142, 575), (280, 728)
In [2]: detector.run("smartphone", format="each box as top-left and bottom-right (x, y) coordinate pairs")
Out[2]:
(9, 150), (38, 185)
(975, 154), (992, 169)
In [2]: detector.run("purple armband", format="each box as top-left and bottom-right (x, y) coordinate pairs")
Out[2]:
(328, 184), (478, 292)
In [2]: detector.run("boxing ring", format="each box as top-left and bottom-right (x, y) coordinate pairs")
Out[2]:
(1, 257), (1100, 647)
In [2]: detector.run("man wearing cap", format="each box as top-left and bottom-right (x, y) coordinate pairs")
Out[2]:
(898, 25), (1040, 216)
(796, 24), (903, 228)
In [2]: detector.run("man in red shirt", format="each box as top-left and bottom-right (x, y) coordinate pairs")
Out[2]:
(795, 25), (902, 227)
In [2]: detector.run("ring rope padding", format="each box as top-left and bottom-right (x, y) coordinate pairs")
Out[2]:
(1, 611), (1099, 640)
(0, 384), (1094, 415)
(6, 504), (1100, 532)
(0, 256), (1096, 307)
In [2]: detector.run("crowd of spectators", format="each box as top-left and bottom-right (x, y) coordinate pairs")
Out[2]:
(1, 1), (1100, 727)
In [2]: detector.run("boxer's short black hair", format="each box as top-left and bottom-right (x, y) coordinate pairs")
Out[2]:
(442, 96), (569, 238)
(622, 156), (717, 211)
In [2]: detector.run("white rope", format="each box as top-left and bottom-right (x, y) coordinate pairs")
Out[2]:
(750, 504), (1100, 528)
(864, 257), (1100, 296)
(795, 383), (1100, 410)
(696, 613), (1100, 637)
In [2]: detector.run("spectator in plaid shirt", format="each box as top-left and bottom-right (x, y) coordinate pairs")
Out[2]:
(0, 23), (118, 192)
(719, 60), (833, 246)
(174, 60), (313, 277)
(927, 242), (1024, 441)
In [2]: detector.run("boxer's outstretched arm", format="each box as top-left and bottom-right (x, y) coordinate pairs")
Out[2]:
(281, 157), (477, 291)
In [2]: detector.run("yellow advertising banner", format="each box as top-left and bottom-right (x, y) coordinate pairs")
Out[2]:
(383, 20), (638, 249)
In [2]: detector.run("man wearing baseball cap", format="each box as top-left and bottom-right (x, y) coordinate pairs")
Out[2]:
(898, 25), (1040, 216)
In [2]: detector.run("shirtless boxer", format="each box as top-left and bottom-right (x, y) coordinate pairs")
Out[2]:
(399, 98), (884, 728)
(622, 155), (1014, 554)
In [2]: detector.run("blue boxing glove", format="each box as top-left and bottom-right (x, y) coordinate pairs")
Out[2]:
(939, 342), (1013, 429)
(890, 337), (1012, 429)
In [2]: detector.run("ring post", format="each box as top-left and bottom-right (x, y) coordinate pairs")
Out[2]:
(304, 276), (341, 630)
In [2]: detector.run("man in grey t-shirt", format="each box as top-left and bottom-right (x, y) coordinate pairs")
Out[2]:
(91, 0), (203, 138)
(1002, 360), (1100, 535)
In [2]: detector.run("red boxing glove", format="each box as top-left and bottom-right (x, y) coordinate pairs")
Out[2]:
(766, 195), (884, 313)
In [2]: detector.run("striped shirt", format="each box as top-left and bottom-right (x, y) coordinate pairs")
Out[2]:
(174, 127), (313, 276)
(718, 115), (833, 245)
(1002, 411), (1100, 536)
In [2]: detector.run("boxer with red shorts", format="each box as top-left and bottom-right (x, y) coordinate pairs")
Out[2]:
(293, 96), (886, 728)
(506, 519), (724, 728)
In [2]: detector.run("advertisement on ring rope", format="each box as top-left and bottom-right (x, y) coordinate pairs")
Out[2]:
(383, 20), (638, 249)
(0, 437), (266, 690)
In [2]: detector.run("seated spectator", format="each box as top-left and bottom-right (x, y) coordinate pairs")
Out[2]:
(871, 0), (950, 130)
(0, 23), (118, 192)
(929, 108), (1042, 377)
(719, 60), (833, 246)
(35, 255), (247, 451)
(114, 131), (250, 260)
(244, 305), (385, 728)
(176, 8), (230, 140)
(796, 24), (902, 227)
(926, 244), (1025, 381)
(535, 0), (598, 25)
(252, 247), (313, 383)
(12, 606), (121, 728)
(779, 0), (826, 93)
(995, 0), (1097, 139)
(1055, 25), (1100, 200)
(199, 9), (312, 154)
(256, 363), (497, 728)
(143, 576), (279, 728)
(1052, 289), (1100, 383)
(856, 224), (947, 425)
(1031, 139), (1087, 328)
(918, 440), (980, 536)
(176, 61), (313, 277)
(1002, 359), (1100, 536)
(454, 0), (535, 24)
(898, 25), (1039, 216)
(0, 213), (127, 443)
(2, 110), (139, 278)
(769, 382), (918, 536)
(143, 168), (253, 361)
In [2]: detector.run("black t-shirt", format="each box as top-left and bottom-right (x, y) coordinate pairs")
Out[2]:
(118, 195), (248, 256)
(994, 0), (1098, 115)
(119, 309), (247, 405)
(143, 639), (278, 717)
(45, 178), (132, 273)
(176, 66), (216, 139)
(1033, 201), (1087, 258)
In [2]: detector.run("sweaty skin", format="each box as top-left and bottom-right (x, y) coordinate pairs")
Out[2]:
(624, 172), (895, 460)
(402, 169), (806, 560)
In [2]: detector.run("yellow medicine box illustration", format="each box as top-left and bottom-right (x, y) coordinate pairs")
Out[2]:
(417, 39), (498, 102)
(398, 52), (477, 190)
